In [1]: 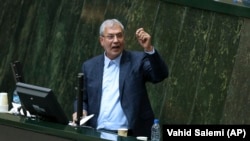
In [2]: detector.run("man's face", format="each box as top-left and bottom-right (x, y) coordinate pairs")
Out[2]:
(99, 24), (125, 60)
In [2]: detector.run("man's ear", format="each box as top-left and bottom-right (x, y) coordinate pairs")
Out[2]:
(99, 36), (104, 46)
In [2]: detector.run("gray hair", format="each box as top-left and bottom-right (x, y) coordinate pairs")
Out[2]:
(99, 19), (124, 36)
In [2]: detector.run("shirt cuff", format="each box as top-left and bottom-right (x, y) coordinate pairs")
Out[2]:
(144, 47), (155, 55)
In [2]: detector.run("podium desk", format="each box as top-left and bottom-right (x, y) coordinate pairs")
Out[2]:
(0, 113), (138, 141)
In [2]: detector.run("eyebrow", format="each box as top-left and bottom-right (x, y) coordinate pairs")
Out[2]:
(106, 32), (123, 35)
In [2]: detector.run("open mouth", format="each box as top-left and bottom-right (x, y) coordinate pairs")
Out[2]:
(112, 46), (120, 49)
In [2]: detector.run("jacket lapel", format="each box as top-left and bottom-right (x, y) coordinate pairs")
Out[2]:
(92, 55), (105, 109)
(119, 51), (130, 98)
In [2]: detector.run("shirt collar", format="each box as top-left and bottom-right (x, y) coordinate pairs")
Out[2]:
(104, 52), (122, 68)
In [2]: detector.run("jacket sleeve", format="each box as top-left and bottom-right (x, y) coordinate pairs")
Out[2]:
(143, 49), (169, 83)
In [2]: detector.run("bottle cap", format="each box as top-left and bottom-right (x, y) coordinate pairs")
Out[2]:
(154, 119), (159, 123)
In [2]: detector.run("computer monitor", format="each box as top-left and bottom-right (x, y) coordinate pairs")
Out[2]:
(16, 82), (69, 125)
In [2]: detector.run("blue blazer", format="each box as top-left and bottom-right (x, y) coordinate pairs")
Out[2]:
(79, 49), (168, 137)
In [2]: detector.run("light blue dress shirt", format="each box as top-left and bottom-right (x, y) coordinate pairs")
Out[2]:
(97, 53), (128, 130)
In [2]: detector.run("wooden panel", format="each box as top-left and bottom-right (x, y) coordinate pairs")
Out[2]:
(0, 124), (72, 141)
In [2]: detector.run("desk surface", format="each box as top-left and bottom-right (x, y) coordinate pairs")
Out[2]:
(0, 113), (139, 141)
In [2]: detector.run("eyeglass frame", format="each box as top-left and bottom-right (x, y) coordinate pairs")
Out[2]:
(101, 32), (124, 40)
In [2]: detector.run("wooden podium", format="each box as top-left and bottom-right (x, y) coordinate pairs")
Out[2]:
(0, 113), (137, 141)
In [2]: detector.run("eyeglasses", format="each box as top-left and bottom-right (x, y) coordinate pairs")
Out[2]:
(101, 33), (124, 40)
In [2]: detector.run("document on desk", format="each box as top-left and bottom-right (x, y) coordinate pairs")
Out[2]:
(80, 114), (94, 126)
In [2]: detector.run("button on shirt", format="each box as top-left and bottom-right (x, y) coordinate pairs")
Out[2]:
(97, 53), (128, 130)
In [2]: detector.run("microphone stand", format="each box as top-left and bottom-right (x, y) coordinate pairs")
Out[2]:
(76, 73), (84, 126)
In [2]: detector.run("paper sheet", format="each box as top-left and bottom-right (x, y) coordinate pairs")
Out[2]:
(80, 114), (94, 125)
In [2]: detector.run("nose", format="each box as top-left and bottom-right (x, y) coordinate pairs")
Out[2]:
(113, 35), (118, 42)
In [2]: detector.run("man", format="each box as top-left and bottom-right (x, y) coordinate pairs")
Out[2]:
(73, 19), (168, 138)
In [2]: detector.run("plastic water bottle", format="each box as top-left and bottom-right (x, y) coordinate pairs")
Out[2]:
(151, 119), (161, 141)
(12, 89), (20, 104)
